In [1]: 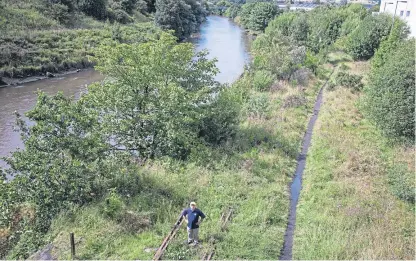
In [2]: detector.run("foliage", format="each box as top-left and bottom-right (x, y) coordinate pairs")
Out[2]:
(0, 23), (158, 78)
(246, 92), (270, 118)
(240, 2), (279, 32)
(252, 70), (275, 91)
(387, 163), (415, 204)
(334, 71), (363, 91)
(307, 7), (344, 53)
(87, 33), (224, 160)
(362, 39), (415, 141)
(224, 4), (241, 19)
(79, 0), (108, 20)
(155, 0), (207, 40)
(253, 34), (306, 80)
(104, 189), (124, 219)
(345, 14), (393, 60)
(371, 20), (410, 70)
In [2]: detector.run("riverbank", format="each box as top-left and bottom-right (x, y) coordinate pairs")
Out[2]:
(293, 53), (415, 259)
(0, 23), (158, 86)
(27, 60), (325, 261)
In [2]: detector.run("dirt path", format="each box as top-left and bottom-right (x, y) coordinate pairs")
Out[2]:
(279, 74), (332, 260)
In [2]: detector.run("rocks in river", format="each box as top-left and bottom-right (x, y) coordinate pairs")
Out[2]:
(0, 77), (7, 86)
(46, 72), (55, 78)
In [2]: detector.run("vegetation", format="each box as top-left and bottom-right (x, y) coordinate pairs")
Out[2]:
(0, 0), (157, 80)
(155, 0), (207, 40)
(362, 39), (415, 142)
(239, 2), (279, 32)
(293, 57), (414, 259)
(0, 1), (414, 260)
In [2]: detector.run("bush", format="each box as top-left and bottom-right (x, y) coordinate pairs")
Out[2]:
(335, 71), (363, 91)
(253, 70), (274, 91)
(246, 92), (270, 118)
(387, 163), (415, 204)
(240, 2), (279, 32)
(283, 94), (307, 109)
(362, 39), (415, 141)
(290, 68), (309, 87)
(103, 189), (123, 219)
(345, 14), (392, 60)
(198, 87), (240, 145)
(79, 0), (108, 20)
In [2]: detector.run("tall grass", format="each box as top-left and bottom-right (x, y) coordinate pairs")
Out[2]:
(293, 56), (415, 259)
(37, 70), (325, 259)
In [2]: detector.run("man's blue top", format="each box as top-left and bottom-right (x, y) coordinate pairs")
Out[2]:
(181, 208), (205, 229)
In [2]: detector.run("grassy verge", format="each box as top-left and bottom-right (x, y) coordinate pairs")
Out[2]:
(0, 23), (157, 80)
(35, 71), (324, 259)
(293, 54), (415, 259)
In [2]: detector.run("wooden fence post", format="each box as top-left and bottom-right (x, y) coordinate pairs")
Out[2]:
(70, 232), (75, 260)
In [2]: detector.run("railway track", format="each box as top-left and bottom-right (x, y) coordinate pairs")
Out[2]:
(154, 208), (233, 260)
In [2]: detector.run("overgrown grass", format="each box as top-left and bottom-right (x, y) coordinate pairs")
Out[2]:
(0, 0), (153, 80)
(36, 70), (324, 259)
(0, 22), (158, 79)
(293, 56), (415, 259)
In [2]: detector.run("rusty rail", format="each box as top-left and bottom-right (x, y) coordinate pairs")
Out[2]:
(202, 208), (233, 260)
(153, 215), (184, 260)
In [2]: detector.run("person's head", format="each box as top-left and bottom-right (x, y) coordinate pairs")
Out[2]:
(190, 202), (196, 211)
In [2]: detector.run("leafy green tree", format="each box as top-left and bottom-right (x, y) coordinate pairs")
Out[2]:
(79, 0), (108, 20)
(345, 14), (392, 60)
(253, 33), (306, 80)
(155, 0), (206, 40)
(362, 39), (415, 141)
(265, 12), (296, 37)
(240, 2), (278, 32)
(307, 6), (344, 53)
(371, 20), (409, 69)
(224, 3), (241, 19)
(87, 33), (223, 159)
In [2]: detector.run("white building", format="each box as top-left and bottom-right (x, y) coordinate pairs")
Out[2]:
(379, 0), (416, 37)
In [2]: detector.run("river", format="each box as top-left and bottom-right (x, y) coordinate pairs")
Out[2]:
(0, 16), (249, 168)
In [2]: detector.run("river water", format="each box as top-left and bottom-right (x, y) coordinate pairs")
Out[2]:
(0, 16), (249, 167)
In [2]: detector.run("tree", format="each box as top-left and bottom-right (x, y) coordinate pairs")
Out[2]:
(155, 0), (206, 40)
(240, 2), (279, 32)
(79, 0), (108, 20)
(362, 39), (415, 142)
(345, 14), (392, 60)
(252, 33), (306, 80)
(87, 33), (224, 160)
(307, 6), (344, 53)
(224, 4), (241, 19)
(371, 19), (409, 69)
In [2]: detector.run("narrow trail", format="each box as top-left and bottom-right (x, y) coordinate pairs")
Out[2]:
(279, 73), (333, 260)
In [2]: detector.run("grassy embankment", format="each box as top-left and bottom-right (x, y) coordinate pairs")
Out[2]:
(30, 62), (329, 260)
(0, 1), (153, 81)
(293, 52), (415, 259)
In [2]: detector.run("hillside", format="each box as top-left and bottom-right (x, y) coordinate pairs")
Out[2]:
(0, 0), (155, 84)
(0, 1), (414, 260)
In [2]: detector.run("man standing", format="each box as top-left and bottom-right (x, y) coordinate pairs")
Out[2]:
(181, 202), (205, 245)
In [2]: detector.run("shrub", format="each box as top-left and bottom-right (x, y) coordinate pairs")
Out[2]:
(246, 92), (270, 118)
(335, 71), (363, 91)
(387, 163), (415, 204)
(103, 189), (123, 219)
(118, 211), (152, 233)
(362, 39), (415, 141)
(253, 70), (274, 91)
(345, 14), (392, 60)
(240, 2), (279, 32)
(79, 0), (108, 20)
(283, 94), (307, 109)
(198, 87), (240, 145)
(290, 68), (309, 87)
